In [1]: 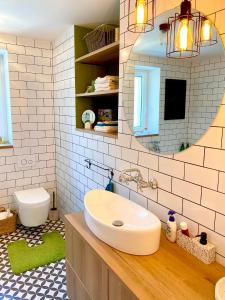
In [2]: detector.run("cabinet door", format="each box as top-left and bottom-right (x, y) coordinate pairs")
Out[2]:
(66, 262), (91, 300)
(65, 220), (108, 300)
(109, 270), (138, 300)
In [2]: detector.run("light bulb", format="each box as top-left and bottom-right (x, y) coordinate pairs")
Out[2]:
(201, 19), (212, 42)
(176, 18), (193, 51)
(135, 0), (147, 25)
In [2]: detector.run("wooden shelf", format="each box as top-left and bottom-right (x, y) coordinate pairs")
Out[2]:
(75, 41), (119, 65)
(76, 89), (119, 98)
(75, 26), (119, 129)
(76, 128), (118, 139)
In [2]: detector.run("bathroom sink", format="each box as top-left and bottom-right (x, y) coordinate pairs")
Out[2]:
(84, 189), (161, 255)
(215, 277), (225, 300)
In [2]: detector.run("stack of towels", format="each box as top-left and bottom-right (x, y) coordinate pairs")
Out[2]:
(0, 208), (13, 220)
(94, 76), (119, 92)
(94, 121), (118, 133)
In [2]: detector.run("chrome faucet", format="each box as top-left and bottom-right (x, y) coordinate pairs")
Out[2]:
(119, 168), (158, 192)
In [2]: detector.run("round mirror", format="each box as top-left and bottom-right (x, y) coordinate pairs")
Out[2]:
(123, 8), (224, 155)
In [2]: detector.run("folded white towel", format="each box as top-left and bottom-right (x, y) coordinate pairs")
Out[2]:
(0, 210), (12, 220)
(95, 81), (118, 86)
(95, 79), (119, 84)
(96, 121), (118, 125)
(95, 87), (118, 92)
(95, 76), (119, 84)
(95, 82), (118, 87)
(95, 85), (118, 90)
(94, 125), (118, 133)
(96, 75), (119, 80)
(94, 83), (119, 89)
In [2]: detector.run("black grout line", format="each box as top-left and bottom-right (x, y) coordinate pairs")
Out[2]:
(217, 171), (220, 192)
(56, 151), (225, 213)
(56, 157), (225, 241)
(214, 212), (217, 232)
(41, 19), (225, 261)
(203, 146), (206, 168)
(200, 186), (202, 205)
(221, 127), (224, 149)
(56, 156), (225, 219)
(56, 134), (225, 180)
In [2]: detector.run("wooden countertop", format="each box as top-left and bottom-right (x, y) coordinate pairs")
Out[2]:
(65, 213), (225, 300)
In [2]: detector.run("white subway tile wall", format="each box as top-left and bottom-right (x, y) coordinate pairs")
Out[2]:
(0, 0), (223, 266)
(0, 34), (55, 208)
(53, 1), (225, 267)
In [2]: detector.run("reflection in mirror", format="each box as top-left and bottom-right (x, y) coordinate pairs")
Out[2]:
(123, 8), (225, 155)
(133, 66), (160, 136)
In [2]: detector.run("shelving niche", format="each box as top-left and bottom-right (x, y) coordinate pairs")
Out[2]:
(74, 26), (119, 138)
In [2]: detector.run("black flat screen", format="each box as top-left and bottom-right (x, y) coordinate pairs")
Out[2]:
(164, 79), (187, 120)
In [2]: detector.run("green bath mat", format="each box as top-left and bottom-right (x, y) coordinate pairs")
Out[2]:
(7, 231), (65, 274)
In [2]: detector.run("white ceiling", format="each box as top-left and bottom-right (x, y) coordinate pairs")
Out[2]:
(0, 0), (119, 40)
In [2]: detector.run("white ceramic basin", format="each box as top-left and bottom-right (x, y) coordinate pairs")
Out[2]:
(84, 189), (161, 255)
(215, 277), (225, 300)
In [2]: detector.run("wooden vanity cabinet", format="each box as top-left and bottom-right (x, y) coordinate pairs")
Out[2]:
(108, 270), (138, 300)
(65, 213), (225, 300)
(66, 262), (91, 300)
(65, 217), (137, 300)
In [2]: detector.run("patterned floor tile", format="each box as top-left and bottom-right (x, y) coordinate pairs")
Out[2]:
(0, 220), (69, 300)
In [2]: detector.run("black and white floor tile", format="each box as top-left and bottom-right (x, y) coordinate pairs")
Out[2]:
(0, 220), (69, 300)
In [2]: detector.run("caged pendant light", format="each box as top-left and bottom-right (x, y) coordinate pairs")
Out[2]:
(196, 16), (218, 47)
(128, 0), (155, 33)
(166, 0), (201, 58)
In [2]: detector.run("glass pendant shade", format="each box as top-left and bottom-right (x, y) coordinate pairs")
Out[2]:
(176, 18), (193, 51)
(202, 19), (211, 41)
(135, 0), (147, 25)
(197, 17), (217, 47)
(166, 0), (201, 58)
(128, 0), (155, 33)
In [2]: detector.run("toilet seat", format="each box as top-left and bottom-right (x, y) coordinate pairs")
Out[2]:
(14, 187), (50, 206)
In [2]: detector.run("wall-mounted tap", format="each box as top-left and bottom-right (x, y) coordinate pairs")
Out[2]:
(119, 168), (158, 192)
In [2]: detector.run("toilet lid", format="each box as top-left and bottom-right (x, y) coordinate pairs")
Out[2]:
(14, 187), (50, 204)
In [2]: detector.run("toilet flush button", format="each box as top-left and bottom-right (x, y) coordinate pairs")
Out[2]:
(18, 155), (36, 170)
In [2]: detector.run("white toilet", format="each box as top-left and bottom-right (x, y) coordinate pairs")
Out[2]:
(14, 187), (50, 227)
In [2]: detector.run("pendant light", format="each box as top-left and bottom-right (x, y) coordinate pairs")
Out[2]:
(128, 0), (155, 33)
(166, 0), (201, 58)
(197, 16), (217, 47)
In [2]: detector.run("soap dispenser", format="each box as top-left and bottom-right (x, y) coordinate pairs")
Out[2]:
(166, 210), (177, 242)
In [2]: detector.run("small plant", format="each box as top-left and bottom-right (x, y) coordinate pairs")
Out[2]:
(0, 137), (6, 144)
